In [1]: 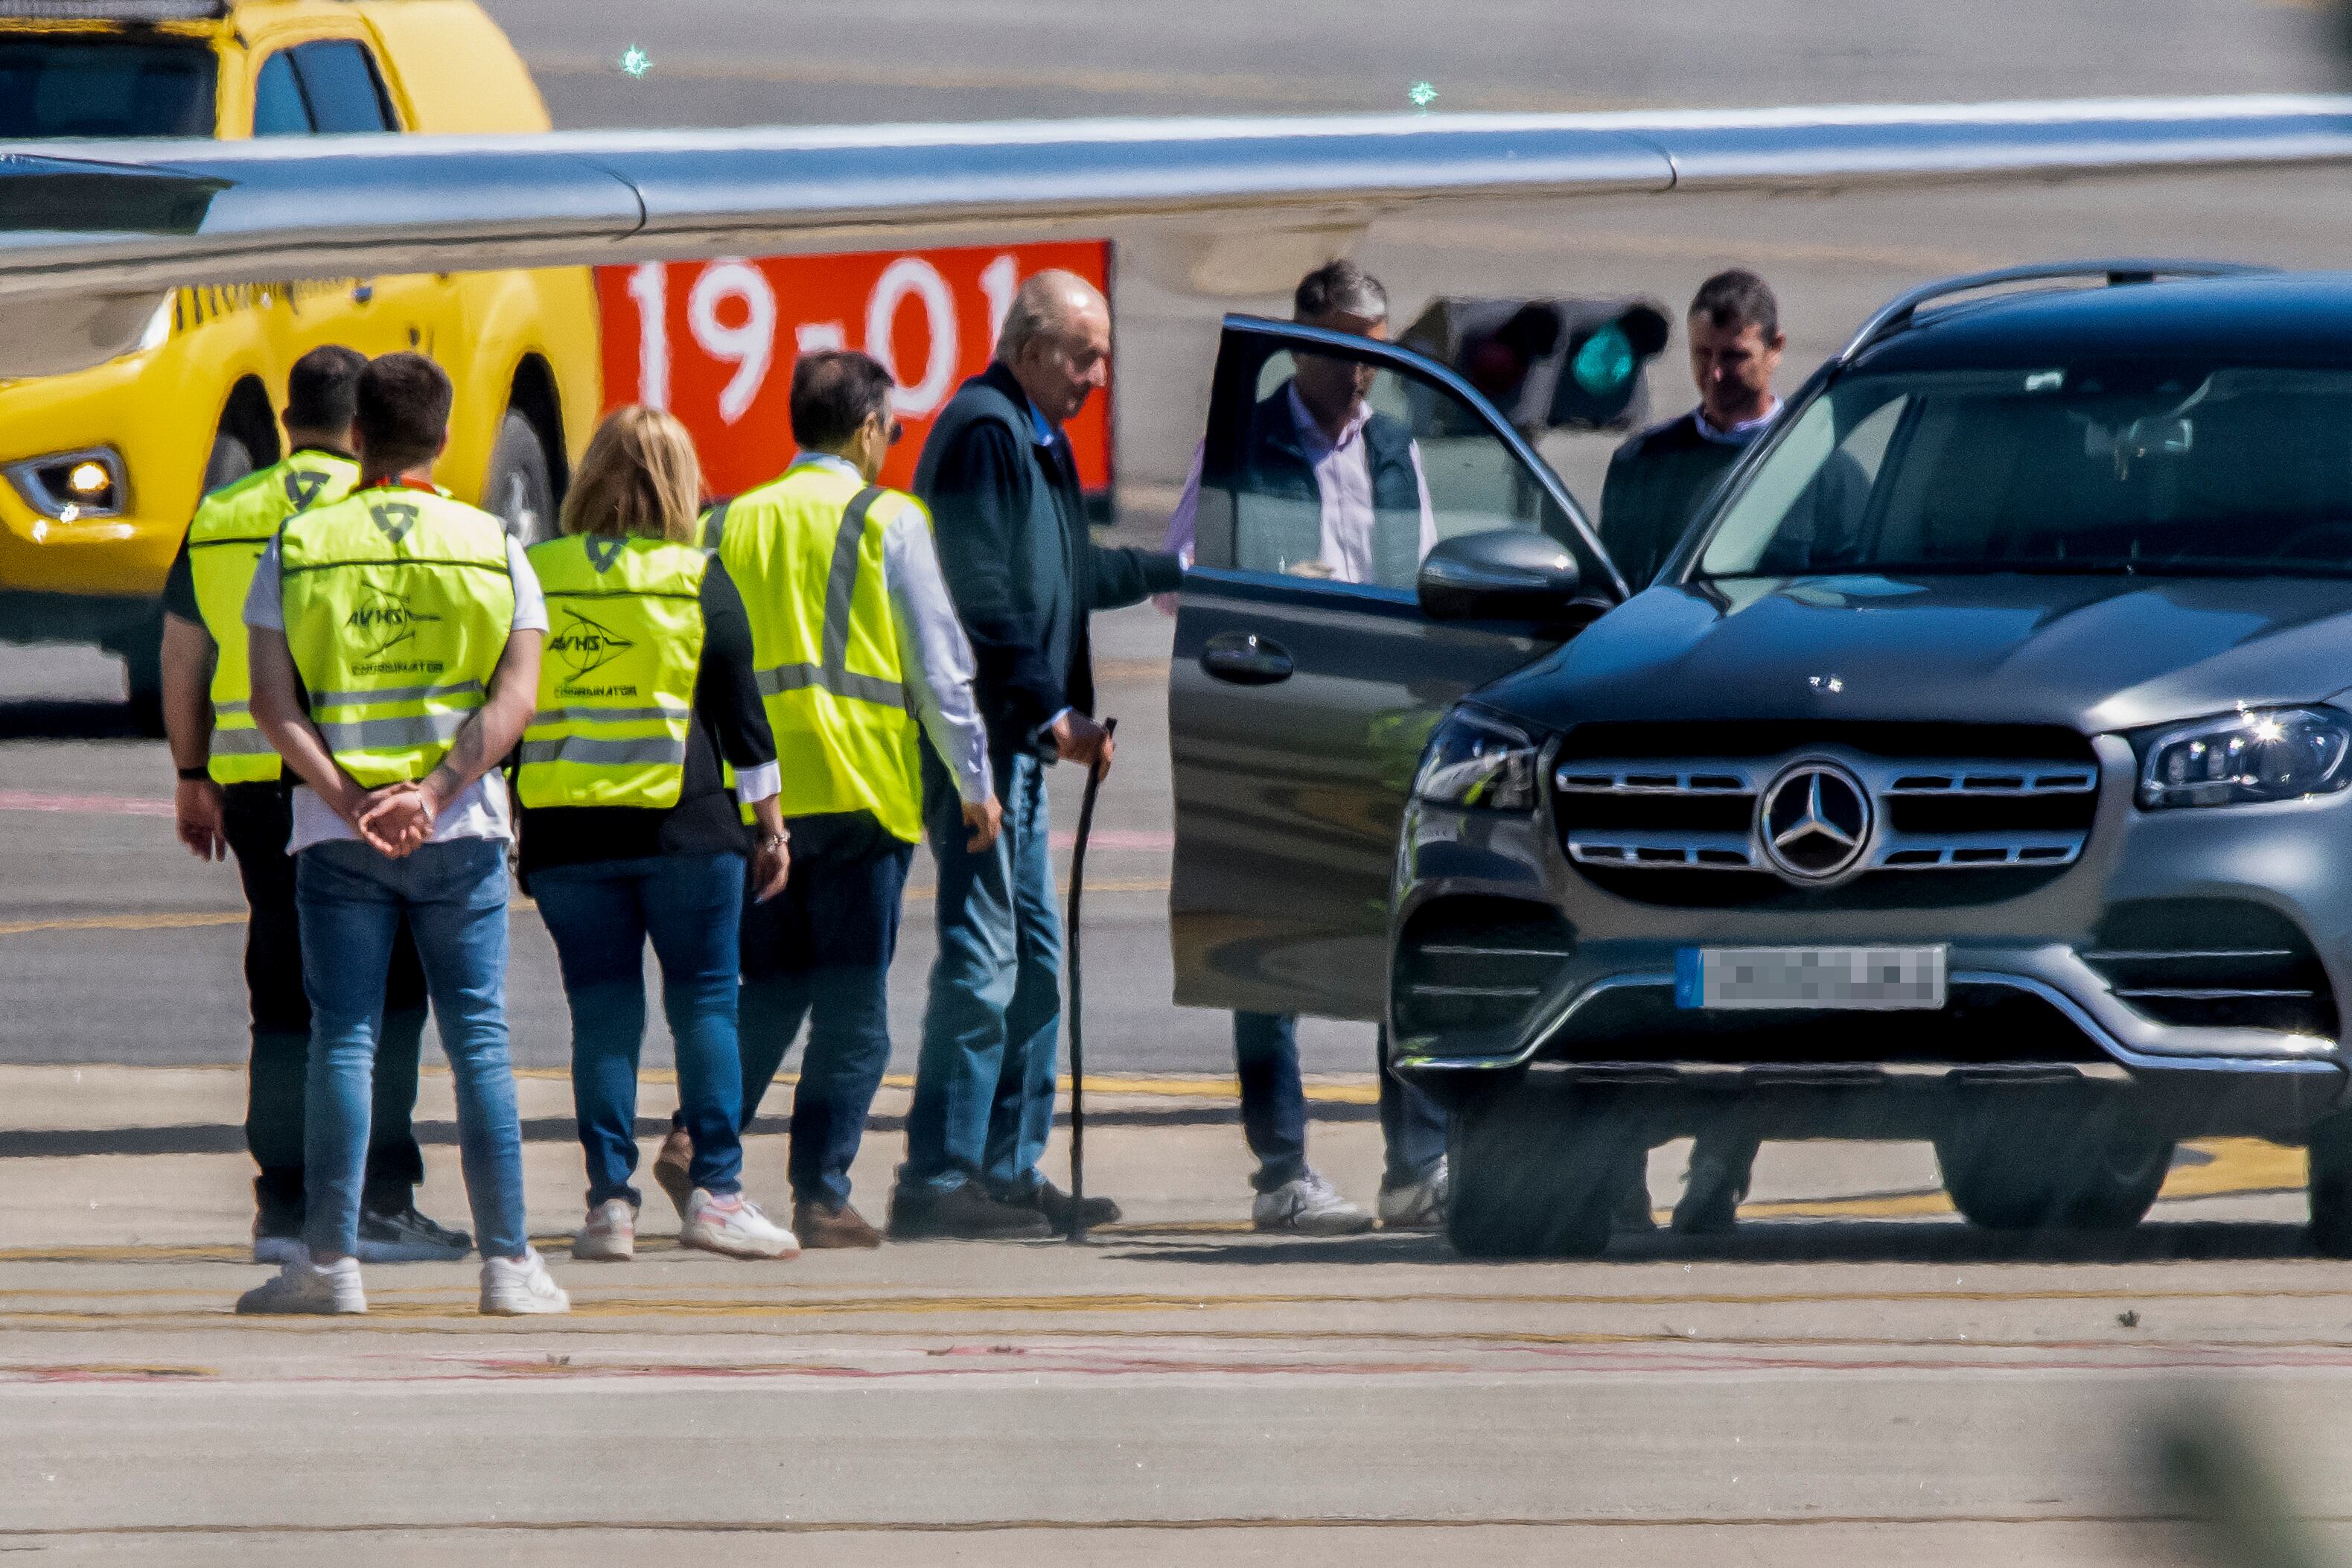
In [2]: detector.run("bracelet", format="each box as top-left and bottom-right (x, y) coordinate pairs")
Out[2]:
(757, 832), (789, 850)
(176, 765), (210, 782)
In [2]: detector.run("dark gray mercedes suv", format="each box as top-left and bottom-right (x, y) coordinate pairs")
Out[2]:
(1167, 262), (2352, 1258)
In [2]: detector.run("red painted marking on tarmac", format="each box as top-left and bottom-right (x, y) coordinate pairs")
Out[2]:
(0, 789), (172, 818)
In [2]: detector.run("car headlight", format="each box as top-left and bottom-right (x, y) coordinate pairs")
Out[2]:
(2138, 707), (2352, 809)
(1413, 707), (1541, 812)
(4, 447), (127, 522)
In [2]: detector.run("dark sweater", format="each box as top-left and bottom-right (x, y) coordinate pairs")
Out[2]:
(516, 558), (777, 875)
(1599, 409), (1870, 587)
(916, 363), (1182, 756)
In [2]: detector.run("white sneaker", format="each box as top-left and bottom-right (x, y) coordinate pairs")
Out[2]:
(479, 1249), (570, 1316)
(573, 1198), (636, 1262)
(237, 1253), (366, 1316)
(680, 1189), (799, 1259)
(1252, 1170), (1375, 1234)
(1377, 1156), (1450, 1231)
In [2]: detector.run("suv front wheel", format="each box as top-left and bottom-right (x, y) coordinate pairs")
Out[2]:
(1446, 1076), (1638, 1258)
(1933, 1089), (2172, 1232)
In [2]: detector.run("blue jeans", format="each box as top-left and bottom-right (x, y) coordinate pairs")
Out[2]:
(736, 812), (913, 1210)
(902, 748), (1059, 1196)
(1234, 1012), (1448, 1191)
(532, 852), (747, 1208)
(294, 838), (528, 1261)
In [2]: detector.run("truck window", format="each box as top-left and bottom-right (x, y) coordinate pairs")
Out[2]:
(252, 51), (309, 136)
(290, 40), (397, 133)
(0, 38), (215, 138)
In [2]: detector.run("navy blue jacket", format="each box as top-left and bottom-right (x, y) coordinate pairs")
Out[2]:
(916, 363), (1182, 756)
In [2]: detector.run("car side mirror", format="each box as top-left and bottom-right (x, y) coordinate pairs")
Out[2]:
(1417, 528), (1583, 624)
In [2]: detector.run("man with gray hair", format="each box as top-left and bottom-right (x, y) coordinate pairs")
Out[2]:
(892, 269), (1183, 1240)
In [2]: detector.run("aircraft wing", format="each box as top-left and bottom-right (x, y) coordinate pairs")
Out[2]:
(5, 94), (2352, 370)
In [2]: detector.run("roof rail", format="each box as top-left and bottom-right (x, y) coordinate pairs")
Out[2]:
(0, 1), (229, 18)
(1835, 258), (2276, 366)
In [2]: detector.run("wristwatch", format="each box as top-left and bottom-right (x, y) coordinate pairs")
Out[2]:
(176, 765), (210, 782)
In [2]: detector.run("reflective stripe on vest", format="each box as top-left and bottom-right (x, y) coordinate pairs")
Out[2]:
(185, 450), (360, 783)
(715, 465), (923, 842)
(278, 486), (514, 789)
(516, 532), (707, 810)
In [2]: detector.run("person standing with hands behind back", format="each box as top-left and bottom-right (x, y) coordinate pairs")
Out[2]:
(515, 407), (797, 1264)
(236, 352), (565, 1316)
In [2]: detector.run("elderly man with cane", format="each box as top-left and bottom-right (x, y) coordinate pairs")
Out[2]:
(891, 270), (1183, 1240)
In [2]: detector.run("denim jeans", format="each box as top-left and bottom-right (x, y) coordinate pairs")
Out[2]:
(532, 852), (747, 1208)
(1234, 1012), (1448, 1191)
(736, 812), (914, 1210)
(224, 781), (427, 1227)
(902, 748), (1060, 1196)
(294, 837), (528, 1261)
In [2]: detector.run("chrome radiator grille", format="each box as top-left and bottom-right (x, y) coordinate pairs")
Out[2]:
(1549, 724), (2102, 906)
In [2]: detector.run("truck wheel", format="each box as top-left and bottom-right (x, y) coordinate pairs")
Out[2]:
(483, 409), (555, 545)
(203, 430), (255, 496)
(1934, 1091), (2171, 1232)
(2307, 1113), (2352, 1258)
(1445, 1076), (1636, 1259)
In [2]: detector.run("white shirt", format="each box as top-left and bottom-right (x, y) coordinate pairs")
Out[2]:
(244, 529), (547, 855)
(1162, 382), (1437, 584)
(789, 453), (993, 806)
(1694, 396), (1780, 445)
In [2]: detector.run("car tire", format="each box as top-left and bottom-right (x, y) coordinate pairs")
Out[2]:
(1934, 1090), (2172, 1232)
(482, 408), (555, 545)
(1445, 1075), (1636, 1259)
(203, 430), (255, 497)
(2307, 1112), (2352, 1258)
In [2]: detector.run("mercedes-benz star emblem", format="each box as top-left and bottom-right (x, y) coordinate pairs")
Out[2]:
(1757, 760), (1873, 884)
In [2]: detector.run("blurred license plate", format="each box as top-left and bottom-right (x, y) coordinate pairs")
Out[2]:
(1675, 946), (1947, 1010)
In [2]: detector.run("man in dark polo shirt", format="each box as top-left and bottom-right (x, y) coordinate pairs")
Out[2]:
(1600, 268), (1864, 590)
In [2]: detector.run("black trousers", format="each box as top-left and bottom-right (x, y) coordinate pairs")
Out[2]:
(220, 782), (428, 1229)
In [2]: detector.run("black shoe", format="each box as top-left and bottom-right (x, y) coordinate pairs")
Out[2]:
(356, 1204), (474, 1262)
(887, 1182), (1053, 1241)
(1010, 1179), (1121, 1234)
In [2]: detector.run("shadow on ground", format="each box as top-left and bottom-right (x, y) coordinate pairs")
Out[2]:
(0, 698), (150, 742)
(1118, 1219), (2320, 1266)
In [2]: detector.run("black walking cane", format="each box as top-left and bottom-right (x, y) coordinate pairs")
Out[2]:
(1064, 716), (1117, 1244)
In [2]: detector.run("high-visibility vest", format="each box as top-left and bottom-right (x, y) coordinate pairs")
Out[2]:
(278, 484), (516, 789)
(712, 461), (923, 843)
(186, 450), (360, 783)
(516, 532), (708, 809)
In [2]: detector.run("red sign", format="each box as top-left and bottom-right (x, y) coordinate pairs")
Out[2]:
(596, 241), (1113, 500)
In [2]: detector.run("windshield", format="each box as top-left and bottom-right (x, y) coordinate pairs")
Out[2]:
(1696, 362), (2352, 579)
(0, 37), (216, 138)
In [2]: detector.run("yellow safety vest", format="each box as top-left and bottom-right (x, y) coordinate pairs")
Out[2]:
(713, 461), (923, 843)
(517, 532), (708, 809)
(186, 450), (360, 783)
(278, 484), (516, 788)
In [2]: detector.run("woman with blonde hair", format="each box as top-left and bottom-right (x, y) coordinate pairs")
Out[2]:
(514, 406), (796, 1261)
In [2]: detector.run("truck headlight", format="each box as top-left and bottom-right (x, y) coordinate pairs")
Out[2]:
(2138, 707), (2352, 809)
(1413, 707), (1541, 812)
(4, 447), (127, 522)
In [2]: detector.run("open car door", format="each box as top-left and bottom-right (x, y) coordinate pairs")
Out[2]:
(1169, 315), (1628, 1020)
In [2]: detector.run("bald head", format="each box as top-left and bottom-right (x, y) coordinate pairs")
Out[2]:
(995, 269), (1110, 425)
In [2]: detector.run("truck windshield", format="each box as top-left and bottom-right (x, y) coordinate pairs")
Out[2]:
(1696, 363), (2352, 579)
(0, 37), (216, 138)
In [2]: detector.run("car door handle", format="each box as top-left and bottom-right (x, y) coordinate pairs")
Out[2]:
(1200, 633), (1293, 685)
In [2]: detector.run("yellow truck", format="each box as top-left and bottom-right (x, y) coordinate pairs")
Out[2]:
(0, 0), (599, 721)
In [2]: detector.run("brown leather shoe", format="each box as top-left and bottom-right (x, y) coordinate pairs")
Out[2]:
(651, 1126), (695, 1221)
(793, 1199), (884, 1249)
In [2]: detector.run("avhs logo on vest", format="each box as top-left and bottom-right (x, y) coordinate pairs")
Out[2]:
(345, 589), (442, 660)
(549, 608), (637, 682)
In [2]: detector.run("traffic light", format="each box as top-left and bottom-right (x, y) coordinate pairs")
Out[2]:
(1401, 297), (1671, 434)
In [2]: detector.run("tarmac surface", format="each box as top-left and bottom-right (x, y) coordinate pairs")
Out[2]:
(11, 2), (2352, 1559)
